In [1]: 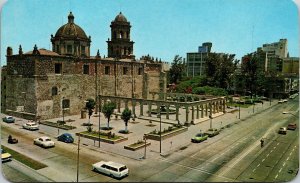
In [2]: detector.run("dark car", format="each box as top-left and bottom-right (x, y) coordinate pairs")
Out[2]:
(287, 123), (297, 130)
(2, 116), (15, 123)
(57, 133), (74, 143)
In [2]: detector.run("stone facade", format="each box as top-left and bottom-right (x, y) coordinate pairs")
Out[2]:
(2, 12), (167, 120)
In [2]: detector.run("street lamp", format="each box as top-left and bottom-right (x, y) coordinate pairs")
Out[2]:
(143, 135), (147, 159)
(209, 115), (213, 129)
(238, 100), (241, 119)
(76, 134), (80, 182)
(159, 106), (162, 154)
(98, 95), (101, 148)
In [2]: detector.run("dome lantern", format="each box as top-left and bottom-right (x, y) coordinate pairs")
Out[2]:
(68, 12), (74, 23)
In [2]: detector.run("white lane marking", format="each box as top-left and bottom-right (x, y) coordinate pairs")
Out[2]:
(252, 168), (256, 172)
(290, 152), (292, 156)
(266, 154), (269, 157)
(279, 168), (282, 173)
(287, 157), (290, 161)
(283, 162), (286, 167)
(257, 164), (260, 167)
(262, 158), (265, 162)
(273, 147), (276, 149)
(275, 174), (278, 179)
(270, 150), (273, 153)
(277, 143), (279, 145)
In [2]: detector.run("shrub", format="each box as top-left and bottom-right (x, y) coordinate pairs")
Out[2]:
(86, 126), (93, 133)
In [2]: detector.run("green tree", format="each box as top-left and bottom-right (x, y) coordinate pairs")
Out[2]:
(169, 55), (186, 84)
(102, 102), (116, 129)
(121, 108), (132, 131)
(85, 98), (95, 125)
(205, 53), (238, 89)
(241, 54), (262, 98)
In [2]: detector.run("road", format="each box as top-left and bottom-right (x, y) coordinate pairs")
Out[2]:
(1, 98), (298, 182)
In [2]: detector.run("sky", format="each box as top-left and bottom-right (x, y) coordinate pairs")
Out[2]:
(0, 0), (299, 65)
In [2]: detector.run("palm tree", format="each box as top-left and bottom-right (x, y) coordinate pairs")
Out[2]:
(102, 102), (116, 129)
(85, 98), (96, 125)
(121, 108), (132, 131)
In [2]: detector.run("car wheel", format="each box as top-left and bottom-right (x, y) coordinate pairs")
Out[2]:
(110, 174), (115, 178)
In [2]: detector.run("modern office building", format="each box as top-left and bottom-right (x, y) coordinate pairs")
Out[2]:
(186, 42), (212, 77)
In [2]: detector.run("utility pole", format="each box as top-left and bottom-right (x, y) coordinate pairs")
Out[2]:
(76, 135), (80, 182)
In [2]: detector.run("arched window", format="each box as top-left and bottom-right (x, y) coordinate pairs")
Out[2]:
(120, 31), (123, 39)
(52, 87), (58, 96)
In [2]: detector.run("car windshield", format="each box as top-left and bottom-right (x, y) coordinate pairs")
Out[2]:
(1, 149), (6, 153)
(119, 166), (127, 172)
(196, 133), (204, 137)
(45, 138), (51, 141)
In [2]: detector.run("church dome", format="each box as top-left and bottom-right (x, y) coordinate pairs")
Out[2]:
(54, 12), (88, 40)
(114, 12), (128, 22)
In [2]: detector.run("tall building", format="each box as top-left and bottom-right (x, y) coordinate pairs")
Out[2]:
(186, 42), (212, 77)
(1, 12), (168, 120)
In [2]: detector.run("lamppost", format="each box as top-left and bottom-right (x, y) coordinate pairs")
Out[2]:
(62, 97), (65, 123)
(143, 135), (147, 159)
(159, 106), (162, 154)
(76, 134), (80, 182)
(238, 100), (241, 119)
(252, 101), (255, 113)
(98, 95), (101, 148)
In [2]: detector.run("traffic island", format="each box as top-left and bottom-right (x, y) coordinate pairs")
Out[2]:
(124, 140), (151, 151)
(145, 125), (188, 141)
(40, 121), (76, 130)
(76, 131), (128, 144)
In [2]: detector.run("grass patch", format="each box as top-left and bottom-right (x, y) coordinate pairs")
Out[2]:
(80, 131), (122, 140)
(40, 121), (76, 130)
(1, 145), (47, 170)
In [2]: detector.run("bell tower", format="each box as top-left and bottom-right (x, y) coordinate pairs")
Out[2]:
(107, 12), (134, 59)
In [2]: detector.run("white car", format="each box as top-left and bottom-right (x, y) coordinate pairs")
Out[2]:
(92, 161), (129, 178)
(23, 122), (39, 130)
(33, 136), (55, 148)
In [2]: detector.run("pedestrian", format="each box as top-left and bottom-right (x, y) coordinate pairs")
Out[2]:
(260, 138), (264, 147)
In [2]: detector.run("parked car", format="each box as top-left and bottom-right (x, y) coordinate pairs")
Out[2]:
(191, 133), (208, 143)
(34, 136), (55, 148)
(92, 161), (129, 178)
(278, 127), (287, 134)
(287, 123), (297, 130)
(1, 149), (12, 162)
(57, 133), (74, 143)
(7, 135), (18, 144)
(23, 122), (39, 130)
(204, 128), (220, 137)
(2, 116), (15, 123)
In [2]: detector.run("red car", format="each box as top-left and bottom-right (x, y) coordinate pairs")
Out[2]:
(287, 123), (297, 130)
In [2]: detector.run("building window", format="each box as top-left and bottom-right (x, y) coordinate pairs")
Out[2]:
(83, 65), (89, 74)
(52, 87), (58, 96)
(62, 99), (70, 109)
(123, 66), (128, 75)
(81, 46), (85, 55)
(55, 63), (62, 74)
(138, 67), (142, 75)
(105, 66), (110, 75)
(67, 45), (72, 53)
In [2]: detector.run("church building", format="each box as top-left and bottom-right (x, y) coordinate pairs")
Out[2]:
(1, 12), (167, 120)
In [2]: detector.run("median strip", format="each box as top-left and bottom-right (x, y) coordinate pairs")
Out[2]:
(1, 145), (47, 170)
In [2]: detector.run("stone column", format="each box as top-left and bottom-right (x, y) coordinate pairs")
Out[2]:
(216, 101), (219, 113)
(148, 102), (152, 117)
(185, 106), (189, 124)
(166, 104), (170, 120)
(205, 103), (208, 116)
(140, 101), (144, 116)
(223, 99), (226, 113)
(191, 106), (195, 123)
(118, 100), (121, 113)
(175, 105), (179, 121)
(196, 105), (199, 119)
(213, 102), (216, 113)
(209, 103), (213, 117)
(201, 105), (204, 118)
(132, 99), (136, 118)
